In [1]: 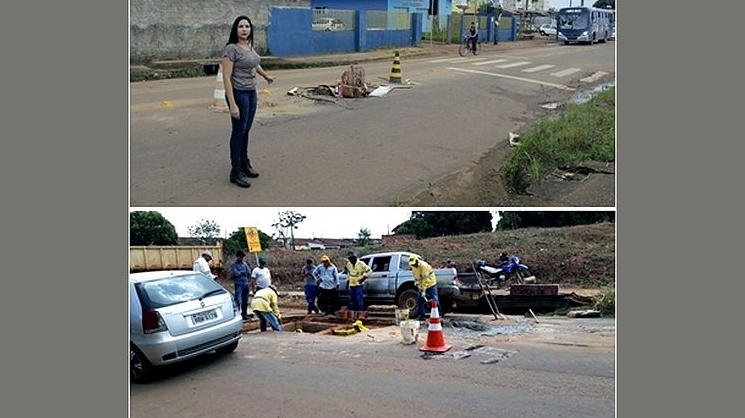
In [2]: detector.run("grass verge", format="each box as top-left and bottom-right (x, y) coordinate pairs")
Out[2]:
(502, 87), (615, 193)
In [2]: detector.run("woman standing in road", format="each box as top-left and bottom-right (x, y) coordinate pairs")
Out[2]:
(222, 15), (275, 188)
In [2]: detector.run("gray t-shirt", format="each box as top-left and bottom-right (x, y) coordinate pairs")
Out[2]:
(222, 43), (261, 91)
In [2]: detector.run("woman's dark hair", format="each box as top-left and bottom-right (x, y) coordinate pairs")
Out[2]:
(227, 15), (254, 46)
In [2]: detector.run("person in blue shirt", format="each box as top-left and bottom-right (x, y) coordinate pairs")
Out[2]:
(231, 250), (252, 320)
(302, 259), (319, 314)
(313, 255), (340, 316)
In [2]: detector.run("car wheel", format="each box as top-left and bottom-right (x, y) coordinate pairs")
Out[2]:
(216, 340), (239, 355)
(397, 288), (420, 318)
(130, 344), (153, 384)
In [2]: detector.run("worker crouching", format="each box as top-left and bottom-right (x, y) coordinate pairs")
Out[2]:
(250, 284), (282, 332)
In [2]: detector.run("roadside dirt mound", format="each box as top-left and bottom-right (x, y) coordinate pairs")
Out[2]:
(217, 223), (615, 290)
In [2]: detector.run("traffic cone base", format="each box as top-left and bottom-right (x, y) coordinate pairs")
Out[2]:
(419, 300), (452, 352)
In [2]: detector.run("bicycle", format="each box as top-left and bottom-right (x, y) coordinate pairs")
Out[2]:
(458, 34), (481, 56)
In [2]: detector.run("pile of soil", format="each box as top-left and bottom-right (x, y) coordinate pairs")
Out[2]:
(216, 223), (615, 291)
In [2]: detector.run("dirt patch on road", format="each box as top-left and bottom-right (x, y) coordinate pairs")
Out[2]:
(405, 80), (616, 207)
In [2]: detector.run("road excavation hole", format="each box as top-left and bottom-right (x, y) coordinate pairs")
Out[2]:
(281, 321), (335, 333)
(278, 316), (395, 335)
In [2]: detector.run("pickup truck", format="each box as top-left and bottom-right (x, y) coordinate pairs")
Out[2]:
(337, 251), (460, 316)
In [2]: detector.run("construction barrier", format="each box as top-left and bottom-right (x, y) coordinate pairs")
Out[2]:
(389, 51), (402, 84)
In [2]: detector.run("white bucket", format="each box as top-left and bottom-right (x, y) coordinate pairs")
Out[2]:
(399, 320), (420, 345)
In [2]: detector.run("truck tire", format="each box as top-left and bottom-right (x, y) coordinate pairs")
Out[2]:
(398, 289), (452, 318)
(397, 289), (419, 318)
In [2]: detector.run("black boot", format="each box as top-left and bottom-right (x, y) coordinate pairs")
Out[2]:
(229, 168), (251, 188)
(241, 159), (259, 178)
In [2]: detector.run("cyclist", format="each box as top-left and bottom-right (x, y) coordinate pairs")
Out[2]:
(467, 22), (479, 52)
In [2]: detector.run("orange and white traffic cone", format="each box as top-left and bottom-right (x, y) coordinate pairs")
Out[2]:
(208, 64), (229, 113)
(419, 300), (452, 352)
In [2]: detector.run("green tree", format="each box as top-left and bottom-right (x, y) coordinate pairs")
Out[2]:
(130, 211), (178, 245)
(496, 211), (615, 230)
(393, 211), (493, 239)
(187, 219), (221, 245)
(477, 2), (496, 14)
(271, 211), (306, 250)
(495, 212), (523, 230)
(223, 228), (272, 257)
(356, 227), (372, 246)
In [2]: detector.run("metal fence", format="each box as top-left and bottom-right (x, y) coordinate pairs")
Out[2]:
(367, 10), (412, 30)
(311, 8), (356, 31)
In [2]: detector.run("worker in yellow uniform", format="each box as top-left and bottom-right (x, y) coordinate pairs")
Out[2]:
(249, 284), (282, 332)
(409, 254), (441, 322)
(343, 251), (371, 312)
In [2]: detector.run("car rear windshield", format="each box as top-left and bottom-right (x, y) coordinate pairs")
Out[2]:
(135, 273), (227, 309)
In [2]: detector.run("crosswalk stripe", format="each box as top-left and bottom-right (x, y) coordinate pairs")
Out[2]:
(495, 61), (531, 68)
(522, 64), (555, 73)
(428, 57), (471, 63)
(550, 67), (581, 77)
(447, 67), (574, 91)
(472, 59), (509, 66)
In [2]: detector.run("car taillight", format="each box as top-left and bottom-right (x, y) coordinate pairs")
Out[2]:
(142, 309), (167, 334)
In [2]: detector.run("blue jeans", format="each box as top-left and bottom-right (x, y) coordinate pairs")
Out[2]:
(304, 284), (318, 313)
(234, 282), (250, 316)
(227, 88), (258, 170)
(417, 285), (441, 321)
(349, 285), (364, 311)
(256, 311), (281, 332)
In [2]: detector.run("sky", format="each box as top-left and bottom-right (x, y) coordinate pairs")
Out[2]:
(549, 0), (573, 9)
(131, 207), (501, 240)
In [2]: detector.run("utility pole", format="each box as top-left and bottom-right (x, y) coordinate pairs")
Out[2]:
(429, 0), (434, 48)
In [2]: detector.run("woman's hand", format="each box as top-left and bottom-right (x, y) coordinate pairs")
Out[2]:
(230, 105), (240, 120)
(265, 75), (275, 85)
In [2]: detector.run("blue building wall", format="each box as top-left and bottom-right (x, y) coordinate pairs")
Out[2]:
(311, 0), (388, 10)
(267, 8), (423, 57)
(310, 0), (451, 32)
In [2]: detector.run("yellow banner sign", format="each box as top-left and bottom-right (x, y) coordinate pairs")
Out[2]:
(244, 227), (262, 253)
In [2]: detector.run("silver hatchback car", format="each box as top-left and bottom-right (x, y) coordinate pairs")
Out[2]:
(129, 270), (243, 383)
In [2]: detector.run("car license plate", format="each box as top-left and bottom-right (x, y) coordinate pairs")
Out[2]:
(192, 310), (217, 324)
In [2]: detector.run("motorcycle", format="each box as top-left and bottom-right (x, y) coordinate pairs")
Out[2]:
(476, 253), (533, 287)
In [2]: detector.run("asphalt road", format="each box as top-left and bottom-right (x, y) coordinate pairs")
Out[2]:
(130, 316), (615, 418)
(130, 42), (615, 206)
